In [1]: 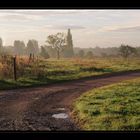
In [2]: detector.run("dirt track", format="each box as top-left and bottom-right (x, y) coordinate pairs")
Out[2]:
(0, 70), (140, 131)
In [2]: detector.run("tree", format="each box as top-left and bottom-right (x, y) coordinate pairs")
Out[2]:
(78, 50), (85, 58)
(63, 29), (74, 58)
(40, 46), (50, 59)
(119, 44), (137, 59)
(46, 33), (66, 59)
(85, 51), (94, 59)
(26, 39), (39, 55)
(0, 38), (3, 48)
(14, 40), (25, 55)
(14, 40), (21, 55)
(45, 45), (56, 58)
(0, 38), (3, 54)
(20, 41), (26, 49)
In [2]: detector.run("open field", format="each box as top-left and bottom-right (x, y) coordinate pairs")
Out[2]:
(72, 77), (140, 130)
(1, 57), (140, 90)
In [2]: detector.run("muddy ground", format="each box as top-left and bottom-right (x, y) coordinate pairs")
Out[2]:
(0, 70), (140, 131)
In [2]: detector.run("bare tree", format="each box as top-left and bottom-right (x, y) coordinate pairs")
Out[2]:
(119, 44), (137, 59)
(46, 33), (66, 59)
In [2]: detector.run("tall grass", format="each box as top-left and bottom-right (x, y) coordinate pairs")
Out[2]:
(0, 56), (140, 89)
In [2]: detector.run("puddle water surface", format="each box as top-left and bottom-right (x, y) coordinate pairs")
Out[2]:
(52, 113), (68, 119)
(34, 97), (39, 100)
(57, 108), (65, 111)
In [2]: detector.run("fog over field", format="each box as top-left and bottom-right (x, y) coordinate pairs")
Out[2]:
(1, 10), (140, 48)
(1, 10), (140, 131)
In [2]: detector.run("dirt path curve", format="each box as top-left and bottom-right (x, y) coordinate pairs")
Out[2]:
(0, 70), (140, 131)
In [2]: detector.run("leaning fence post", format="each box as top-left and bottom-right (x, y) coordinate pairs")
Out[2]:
(13, 55), (17, 81)
(29, 53), (32, 63)
(32, 53), (34, 62)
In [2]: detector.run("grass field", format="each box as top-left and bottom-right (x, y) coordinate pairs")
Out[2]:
(1, 56), (140, 90)
(72, 78), (140, 130)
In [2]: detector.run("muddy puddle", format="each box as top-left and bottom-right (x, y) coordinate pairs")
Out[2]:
(52, 113), (68, 119)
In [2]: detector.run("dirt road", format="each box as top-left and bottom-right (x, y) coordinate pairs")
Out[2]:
(0, 70), (140, 131)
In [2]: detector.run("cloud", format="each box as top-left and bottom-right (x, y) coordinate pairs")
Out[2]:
(43, 25), (86, 30)
(0, 10), (136, 23)
(99, 26), (120, 32)
(108, 26), (140, 32)
(99, 25), (140, 32)
(0, 14), (31, 21)
(0, 11), (44, 21)
(1, 10), (140, 23)
(0, 10), (106, 21)
(0, 10), (97, 16)
(0, 25), (42, 33)
(0, 10), (82, 22)
(0, 14), (43, 22)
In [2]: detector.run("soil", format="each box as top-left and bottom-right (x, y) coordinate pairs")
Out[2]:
(0, 70), (140, 131)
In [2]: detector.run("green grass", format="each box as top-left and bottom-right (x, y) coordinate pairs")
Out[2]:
(0, 78), (47, 90)
(72, 78), (140, 130)
(1, 57), (140, 90)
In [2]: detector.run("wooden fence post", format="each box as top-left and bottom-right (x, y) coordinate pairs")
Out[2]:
(13, 56), (17, 81)
(33, 53), (34, 62)
(29, 53), (32, 63)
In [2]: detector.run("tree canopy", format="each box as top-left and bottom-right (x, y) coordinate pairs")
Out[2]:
(40, 46), (50, 59)
(46, 32), (66, 59)
(119, 44), (137, 58)
(14, 40), (25, 55)
(26, 39), (39, 55)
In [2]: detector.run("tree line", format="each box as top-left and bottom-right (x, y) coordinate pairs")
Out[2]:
(74, 44), (140, 59)
(0, 29), (75, 59)
(0, 28), (140, 59)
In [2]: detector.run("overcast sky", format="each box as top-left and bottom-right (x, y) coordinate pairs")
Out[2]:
(1, 10), (140, 48)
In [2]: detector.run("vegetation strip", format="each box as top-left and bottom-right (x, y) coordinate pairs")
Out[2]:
(1, 57), (140, 90)
(72, 78), (140, 130)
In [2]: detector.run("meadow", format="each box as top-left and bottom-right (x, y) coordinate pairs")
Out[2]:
(1, 56), (140, 90)
(72, 78), (140, 130)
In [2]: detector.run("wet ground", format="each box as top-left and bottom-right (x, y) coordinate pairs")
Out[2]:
(0, 70), (140, 131)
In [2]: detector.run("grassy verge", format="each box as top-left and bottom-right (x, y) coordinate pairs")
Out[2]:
(72, 78), (140, 130)
(1, 57), (140, 90)
(0, 71), (105, 90)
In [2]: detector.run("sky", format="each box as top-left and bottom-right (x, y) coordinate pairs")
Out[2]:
(1, 10), (140, 48)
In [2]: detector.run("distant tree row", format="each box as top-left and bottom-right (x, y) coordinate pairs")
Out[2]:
(75, 44), (138, 59)
(1, 31), (140, 59)
(12, 39), (40, 56)
(74, 50), (94, 59)
(74, 44), (140, 59)
(0, 29), (75, 59)
(119, 44), (137, 59)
